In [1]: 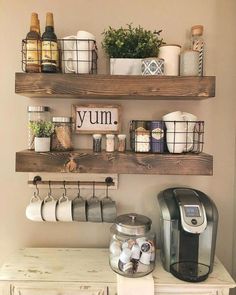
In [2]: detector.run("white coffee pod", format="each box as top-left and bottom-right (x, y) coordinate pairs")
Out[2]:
(140, 252), (151, 265)
(150, 251), (156, 262)
(131, 244), (141, 260)
(110, 256), (119, 269)
(119, 248), (132, 264)
(136, 237), (147, 248)
(110, 241), (122, 256)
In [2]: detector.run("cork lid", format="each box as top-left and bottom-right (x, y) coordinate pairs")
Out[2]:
(191, 25), (204, 36)
(46, 12), (54, 27)
(30, 12), (39, 31)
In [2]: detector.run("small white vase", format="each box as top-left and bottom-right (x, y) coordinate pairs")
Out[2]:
(110, 58), (142, 75)
(34, 137), (51, 152)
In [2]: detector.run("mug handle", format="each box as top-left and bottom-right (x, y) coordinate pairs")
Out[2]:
(43, 194), (54, 203)
(59, 194), (69, 204)
(64, 36), (76, 73)
(30, 193), (41, 203)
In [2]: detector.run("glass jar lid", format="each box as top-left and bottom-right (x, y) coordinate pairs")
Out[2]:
(52, 116), (72, 123)
(27, 106), (50, 112)
(115, 213), (152, 235)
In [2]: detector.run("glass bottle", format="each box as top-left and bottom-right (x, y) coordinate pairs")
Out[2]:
(191, 25), (204, 76)
(25, 13), (41, 73)
(41, 12), (58, 73)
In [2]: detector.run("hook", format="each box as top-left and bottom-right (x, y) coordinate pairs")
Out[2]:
(105, 177), (113, 186)
(63, 180), (67, 196)
(93, 181), (95, 198)
(48, 181), (52, 196)
(106, 181), (109, 198)
(35, 182), (39, 196)
(77, 181), (81, 197)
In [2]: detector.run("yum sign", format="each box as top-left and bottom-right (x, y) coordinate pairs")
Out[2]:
(72, 104), (121, 134)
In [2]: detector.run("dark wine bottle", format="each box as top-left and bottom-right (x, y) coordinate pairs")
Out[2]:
(25, 13), (41, 73)
(41, 12), (58, 73)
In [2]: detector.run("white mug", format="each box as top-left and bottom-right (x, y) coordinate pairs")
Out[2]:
(25, 194), (43, 222)
(60, 36), (77, 73)
(166, 129), (186, 153)
(162, 111), (185, 130)
(65, 31), (96, 74)
(41, 194), (58, 222)
(182, 112), (198, 151)
(56, 195), (73, 222)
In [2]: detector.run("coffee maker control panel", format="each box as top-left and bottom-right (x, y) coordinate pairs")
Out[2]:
(174, 189), (207, 234)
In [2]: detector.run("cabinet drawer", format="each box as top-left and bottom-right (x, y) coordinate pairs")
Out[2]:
(10, 282), (109, 295)
(155, 288), (219, 295)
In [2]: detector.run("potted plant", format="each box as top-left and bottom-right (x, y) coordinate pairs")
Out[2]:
(102, 24), (164, 75)
(30, 120), (54, 152)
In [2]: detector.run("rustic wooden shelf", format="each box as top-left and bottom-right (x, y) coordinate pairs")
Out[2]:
(15, 73), (215, 100)
(15, 150), (213, 175)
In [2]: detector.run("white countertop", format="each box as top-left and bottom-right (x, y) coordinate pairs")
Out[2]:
(0, 248), (235, 289)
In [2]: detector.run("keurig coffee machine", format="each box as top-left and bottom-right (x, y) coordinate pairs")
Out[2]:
(158, 188), (218, 282)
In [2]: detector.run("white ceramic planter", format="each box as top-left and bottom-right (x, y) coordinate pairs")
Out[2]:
(34, 137), (51, 152)
(110, 58), (142, 75)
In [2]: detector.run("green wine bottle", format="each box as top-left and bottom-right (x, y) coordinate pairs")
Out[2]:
(41, 12), (58, 72)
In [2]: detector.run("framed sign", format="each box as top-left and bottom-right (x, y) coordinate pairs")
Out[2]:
(72, 104), (121, 134)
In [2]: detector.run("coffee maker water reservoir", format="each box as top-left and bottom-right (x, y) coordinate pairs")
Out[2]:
(158, 188), (218, 282)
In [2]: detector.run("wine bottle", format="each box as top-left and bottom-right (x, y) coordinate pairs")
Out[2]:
(25, 13), (41, 73)
(41, 12), (58, 72)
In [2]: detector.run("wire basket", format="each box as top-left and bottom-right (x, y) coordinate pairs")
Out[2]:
(22, 38), (98, 74)
(130, 120), (204, 154)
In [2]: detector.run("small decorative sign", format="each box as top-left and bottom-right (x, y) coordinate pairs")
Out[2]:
(72, 104), (121, 134)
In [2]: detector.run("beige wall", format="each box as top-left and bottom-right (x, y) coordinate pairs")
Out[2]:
(0, 0), (236, 279)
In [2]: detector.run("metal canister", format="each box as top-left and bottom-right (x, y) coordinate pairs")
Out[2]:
(150, 120), (165, 153)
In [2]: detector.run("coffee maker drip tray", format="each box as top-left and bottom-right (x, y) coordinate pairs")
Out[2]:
(170, 261), (210, 282)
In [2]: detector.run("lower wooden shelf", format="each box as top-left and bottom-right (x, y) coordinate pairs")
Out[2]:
(15, 150), (213, 175)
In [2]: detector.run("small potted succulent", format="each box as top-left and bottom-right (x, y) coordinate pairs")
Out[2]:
(102, 24), (164, 75)
(30, 120), (54, 152)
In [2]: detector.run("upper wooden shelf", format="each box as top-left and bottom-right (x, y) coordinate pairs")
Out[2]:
(15, 150), (213, 175)
(15, 73), (215, 100)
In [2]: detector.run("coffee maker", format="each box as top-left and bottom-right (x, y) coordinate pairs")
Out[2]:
(158, 187), (218, 282)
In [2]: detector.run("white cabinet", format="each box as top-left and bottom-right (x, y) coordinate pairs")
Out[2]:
(0, 248), (234, 295)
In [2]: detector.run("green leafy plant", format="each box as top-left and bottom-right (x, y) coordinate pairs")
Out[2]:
(29, 121), (54, 138)
(102, 24), (164, 58)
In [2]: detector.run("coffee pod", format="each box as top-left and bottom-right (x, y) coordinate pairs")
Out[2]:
(137, 262), (150, 273)
(141, 241), (151, 253)
(131, 244), (141, 260)
(136, 237), (147, 248)
(139, 252), (151, 265)
(119, 248), (132, 264)
(123, 261), (134, 273)
(110, 241), (122, 256)
(122, 241), (129, 250)
(150, 251), (155, 262)
(110, 256), (119, 269)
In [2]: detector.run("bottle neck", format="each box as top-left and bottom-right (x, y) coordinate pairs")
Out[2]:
(45, 26), (54, 33)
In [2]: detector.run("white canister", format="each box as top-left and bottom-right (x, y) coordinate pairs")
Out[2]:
(106, 134), (115, 152)
(180, 50), (199, 76)
(158, 44), (181, 76)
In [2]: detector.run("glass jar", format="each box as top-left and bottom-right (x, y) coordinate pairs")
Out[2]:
(51, 117), (73, 151)
(106, 134), (115, 152)
(27, 106), (50, 150)
(117, 134), (126, 152)
(109, 213), (156, 277)
(93, 134), (102, 152)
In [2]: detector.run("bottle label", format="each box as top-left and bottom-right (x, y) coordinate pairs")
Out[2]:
(26, 40), (41, 65)
(151, 128), (164, 140)
(42, 41), (58, 66)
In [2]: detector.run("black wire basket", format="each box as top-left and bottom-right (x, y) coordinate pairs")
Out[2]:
(130, 120), (204, 154)
(22, 38), (98, 74)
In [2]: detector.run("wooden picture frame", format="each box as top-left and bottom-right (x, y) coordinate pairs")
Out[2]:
(72, 104), (121, 134)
